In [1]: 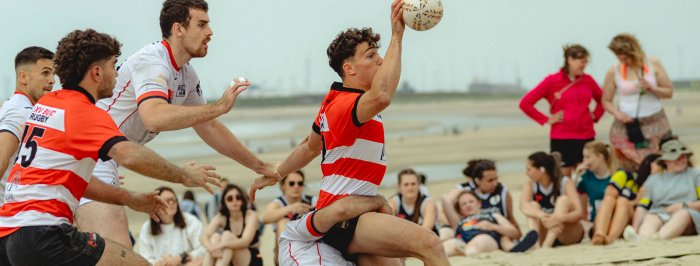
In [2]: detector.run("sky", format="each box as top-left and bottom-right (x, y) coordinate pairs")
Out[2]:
(1, 0), (699, 99)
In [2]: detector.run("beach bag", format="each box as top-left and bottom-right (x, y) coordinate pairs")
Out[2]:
(625, 118), (645, 144)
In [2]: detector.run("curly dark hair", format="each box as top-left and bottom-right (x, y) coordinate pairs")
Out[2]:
(15, 46), (54, 69)
(327, 27), (381, 78)
(160, 0), (209, 39)
(54, 29), (121, 88)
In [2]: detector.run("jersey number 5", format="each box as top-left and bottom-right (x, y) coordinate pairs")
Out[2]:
(17, 125), (46, 167)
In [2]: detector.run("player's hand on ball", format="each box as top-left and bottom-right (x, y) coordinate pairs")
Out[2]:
(217, 77), (250, 114)
(182, 161), (222, 194)
(391, 0), (406, 34)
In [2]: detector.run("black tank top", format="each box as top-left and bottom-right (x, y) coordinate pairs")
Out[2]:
(276, 195), (314, 221)
(224, 211), (260, 246)
(395, 193), (439, 235)
(460, 181), (509, 218)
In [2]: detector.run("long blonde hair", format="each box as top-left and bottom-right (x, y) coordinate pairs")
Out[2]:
(608, 33), (646, 67)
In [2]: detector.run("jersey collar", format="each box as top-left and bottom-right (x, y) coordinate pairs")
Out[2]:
(161, 40), (181, 71)
(331, 82), (365, 94)
(64, 85), (96, 104)
(14, 89), (36, 105)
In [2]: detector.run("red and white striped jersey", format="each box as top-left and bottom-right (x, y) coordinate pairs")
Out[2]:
(312, 82), (386, 209)
(0, 87), (127, 237)
(97, 40), (206, 145)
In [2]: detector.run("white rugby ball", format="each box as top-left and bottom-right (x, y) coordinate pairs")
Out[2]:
(403, 0), (444, 31)
(230, 77), (248, 88)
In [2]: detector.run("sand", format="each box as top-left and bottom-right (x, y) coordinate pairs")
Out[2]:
(120, 91), (700, 265)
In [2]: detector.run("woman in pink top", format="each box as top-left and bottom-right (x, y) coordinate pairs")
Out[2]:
(602, 34), (673, 171)
(520, 44), (605, 176)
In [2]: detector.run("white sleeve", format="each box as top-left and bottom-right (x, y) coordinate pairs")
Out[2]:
(279, 212), (323, 242)
(131, 56), (172, 105)
(0, 104), (31, 140)
(186, 214), (206, 258)
(138, 221), (158, 264)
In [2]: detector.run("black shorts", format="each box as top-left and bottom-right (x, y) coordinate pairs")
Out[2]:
(320, 216), (359, 263)
(0, 224), (105, 266)
(249, 247), (263, 266)
(550, 138), (594, 167)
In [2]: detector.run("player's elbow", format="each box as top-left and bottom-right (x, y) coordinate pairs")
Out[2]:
(109, 142), (139, 169)
(141, 117), (166, 132)
(374, 92), (392, 108)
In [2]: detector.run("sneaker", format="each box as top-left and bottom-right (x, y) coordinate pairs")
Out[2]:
(623, 225), (639, 242)
(510, 230), (539, 253)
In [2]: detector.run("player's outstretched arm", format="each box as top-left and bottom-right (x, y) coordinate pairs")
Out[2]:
(193, 119), (279, 179)
(312, 195), (387, 233)
(248, 131), (322, 202)
(108, 141), (222, 194)
(355, 0), (405, 123)
(82, 177), (167, 222)
(138, 82), (248, 132)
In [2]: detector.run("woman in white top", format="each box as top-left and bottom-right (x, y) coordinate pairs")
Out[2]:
(602, 33), (674, 171)
(139, 186), (205, 266)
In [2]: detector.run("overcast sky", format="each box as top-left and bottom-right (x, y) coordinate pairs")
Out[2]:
(2, 0), (699, 99)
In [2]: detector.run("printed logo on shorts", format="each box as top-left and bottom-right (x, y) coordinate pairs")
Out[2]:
(87, 232), (98, 248)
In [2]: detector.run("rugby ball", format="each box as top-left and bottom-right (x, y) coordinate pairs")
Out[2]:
(403, 0), (444, 31)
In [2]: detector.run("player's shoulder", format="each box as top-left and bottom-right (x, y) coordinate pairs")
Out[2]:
(3, 94), (32, 109)
(126, 41), (170, 68)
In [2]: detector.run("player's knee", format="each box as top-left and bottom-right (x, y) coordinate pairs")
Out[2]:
(415, 230), (443, 256)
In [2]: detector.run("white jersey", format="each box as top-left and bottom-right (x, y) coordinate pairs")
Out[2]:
(97, 40), (206, 145)
(0, 91), (34, 204)
(81, 41), (207, 205)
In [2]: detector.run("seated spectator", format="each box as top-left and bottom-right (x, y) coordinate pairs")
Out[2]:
(201, 184), (262, 266)
(261, 170), (316, 265)
(592, 153), (661, 245)
(181, 190), (202, 219)
(573, 141), (615, 224)
(520, 151), (585, 248)
(442, 159), (521, 242)
(205, 178), (229, 222)
(443, 191), (536, 256)
(632, 138), (700, 240)
(139, 186), (205, 266)
(388, 169), (438, 235)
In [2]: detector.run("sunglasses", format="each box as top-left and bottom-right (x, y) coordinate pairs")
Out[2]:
(287, 181), (304, 187)
(226, 194), (243, 202)
(162, 197), (177, 204)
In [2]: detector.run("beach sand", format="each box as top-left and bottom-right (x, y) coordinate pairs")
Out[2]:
(120, 91), (700, 265)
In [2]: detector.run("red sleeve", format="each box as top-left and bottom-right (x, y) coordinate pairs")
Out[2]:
(67, 107), (127, 161)
(588, 76), (605, 122)
(519, 76), (552, 125)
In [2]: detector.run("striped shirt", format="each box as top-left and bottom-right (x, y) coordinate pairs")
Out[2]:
(312, 82), (386, 210)
(0, 87), (127, 237)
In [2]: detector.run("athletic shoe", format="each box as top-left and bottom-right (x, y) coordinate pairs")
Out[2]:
(510, 230), (539, 253)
